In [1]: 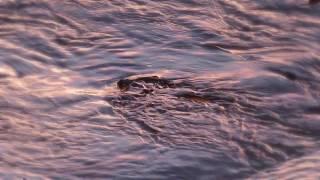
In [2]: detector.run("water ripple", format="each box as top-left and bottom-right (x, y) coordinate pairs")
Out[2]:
(0, 0), (320, 179)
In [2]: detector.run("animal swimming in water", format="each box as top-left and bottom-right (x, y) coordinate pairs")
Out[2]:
(117, 76), (176, 92)
(116, 76), (234, 104)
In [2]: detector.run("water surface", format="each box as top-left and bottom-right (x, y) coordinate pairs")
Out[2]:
(0, 0), (320, 179)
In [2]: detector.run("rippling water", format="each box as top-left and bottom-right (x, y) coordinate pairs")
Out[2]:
(0, 0), (320, 179)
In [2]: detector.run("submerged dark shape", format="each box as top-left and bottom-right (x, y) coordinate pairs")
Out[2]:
(115, 76), (236, 104)
(117, 76), (175, 92)
(310, 0), (320, 4)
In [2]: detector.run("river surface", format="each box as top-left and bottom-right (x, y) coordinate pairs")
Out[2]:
(0, 0), (320, 179)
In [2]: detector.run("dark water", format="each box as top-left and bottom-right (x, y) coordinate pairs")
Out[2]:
(0, 0), (320, 179)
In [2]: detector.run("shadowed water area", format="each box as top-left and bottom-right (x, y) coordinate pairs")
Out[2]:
(0, 0), (320, 179)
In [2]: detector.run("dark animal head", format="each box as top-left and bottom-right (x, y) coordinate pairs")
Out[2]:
(117, 79), (132, 91)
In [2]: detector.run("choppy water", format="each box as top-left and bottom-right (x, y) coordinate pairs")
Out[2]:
(0, 0), (320, 179)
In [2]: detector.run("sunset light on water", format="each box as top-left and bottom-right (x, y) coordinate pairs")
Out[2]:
(0, 0), (320, 179)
